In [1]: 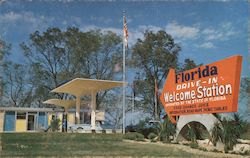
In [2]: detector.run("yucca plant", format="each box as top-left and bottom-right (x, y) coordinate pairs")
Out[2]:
(211, 121), (223, 146)
(186, 124), (197, 143)
(185, 124), (199, 148)
(232, 113), (248, 138)
(157, 117), (176, 142)
(221, 118), (238, 152)
(211, 113), (247, 152)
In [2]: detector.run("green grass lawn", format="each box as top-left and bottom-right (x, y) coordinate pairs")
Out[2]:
(0, 133), (197, 157)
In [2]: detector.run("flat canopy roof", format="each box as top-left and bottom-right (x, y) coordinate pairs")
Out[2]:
(51, 78), (126, 96)
(43, 99), (90, 108)
(43, 99), (76, 108)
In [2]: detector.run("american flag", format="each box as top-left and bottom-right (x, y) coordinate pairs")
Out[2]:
(123, 16), (128, 47)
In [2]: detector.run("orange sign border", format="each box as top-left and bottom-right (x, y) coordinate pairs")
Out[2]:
(160, 55), (243, 123)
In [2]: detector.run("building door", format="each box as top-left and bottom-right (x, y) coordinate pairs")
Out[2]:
(27, 114), (36, 131)
(4, 111), (16, 131)
(84, 112), (91, 124)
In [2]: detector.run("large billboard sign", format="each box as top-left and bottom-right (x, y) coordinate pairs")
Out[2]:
(160, 55), (242, 123)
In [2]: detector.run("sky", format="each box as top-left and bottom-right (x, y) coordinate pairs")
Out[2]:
(0, 0), (248, 76)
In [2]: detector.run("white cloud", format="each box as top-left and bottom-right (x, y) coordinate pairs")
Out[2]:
(165, 22), (200, 40)
(0, 11), (37, 23)
(1, 12), (233, 51)
(206, 33), (224, 41)
(120, 23), (200, 45)
(64, 20), (240, 51)
(0, 11), (57, 37)
(196, 42), (216, 49)
(202, 28), (215, 35)
(59, 0), (74, 3)
(0, 0), (6, 5)
(221, 22), (232, 30)
(81, 23), (215, 48)
(0, 12), (22, 21)
(90, 16), (112, 25)
(128, 29), (144, 45)
(102, 27), (122, 35)
(81, 25), (143, 46)
(202, 22), (237, 41)
(62, 20), (67, 25)
(82, 25), (103, 31)
(137, 25), (162, 33)
(71, 16), (82, 26)
(119, 17), (132, 24)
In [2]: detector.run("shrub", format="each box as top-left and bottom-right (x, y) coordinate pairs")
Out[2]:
(151, 139), (157, 142)
(50, 118), (61, 132)
(148, 132), (157, 140)
(124, 132), (137, 140)
(135, 132), (145, 141)
(198, 147), (208, 152)
(124, 132), (144, 141)
(139, 127), (157, 138)
(211, 148), (220, 153)
(133, 118), (158, 138)
(190, 141), (198, 149)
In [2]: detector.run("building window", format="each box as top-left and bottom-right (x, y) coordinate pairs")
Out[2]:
(17, 112), (26, 119)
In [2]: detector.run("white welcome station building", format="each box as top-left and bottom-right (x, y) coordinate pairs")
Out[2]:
(44, 78), (126, 133)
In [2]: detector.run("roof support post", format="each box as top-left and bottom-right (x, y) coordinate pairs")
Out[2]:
(65, 107), (68, 113)
(91, 90), (96, 130)
(76, 96), (81, 124)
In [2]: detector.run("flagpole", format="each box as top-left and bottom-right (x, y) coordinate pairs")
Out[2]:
(122, 11), (126, 134)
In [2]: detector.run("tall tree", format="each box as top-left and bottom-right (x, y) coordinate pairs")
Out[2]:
(0, 37), (33, 107)
(0, 38), (12, 106)
(132, 30), (181, 118)
(239, 77), (250, 118)
(2, 62), (33, 107)
(20, 27), (122, 107)
(180, 58), (201, 71)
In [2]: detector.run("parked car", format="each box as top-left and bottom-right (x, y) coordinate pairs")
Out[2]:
(68, 121), (117, 133)
(99, 121), (116, 130)
(68, 124), (92, 133)
(125, 124), (137, 133)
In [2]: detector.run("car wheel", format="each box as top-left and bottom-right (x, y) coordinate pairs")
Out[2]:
(68, 127), (73, 133)
(77, 127), (84, 133)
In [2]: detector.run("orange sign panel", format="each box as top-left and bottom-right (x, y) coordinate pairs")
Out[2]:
(160, 55), (242, 123)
